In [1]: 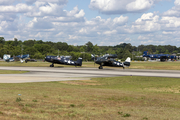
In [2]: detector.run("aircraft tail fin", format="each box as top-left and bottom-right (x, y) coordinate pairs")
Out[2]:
(20, 59), (24, 63)
(76, 57), (82, 66)
(3, 54), (10, 61)
(143, 51), (148, 57)
(125, 57), (131, 62)
(123, 57), (131, 67)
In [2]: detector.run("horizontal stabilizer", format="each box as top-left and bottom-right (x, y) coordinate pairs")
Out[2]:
(20, 59), (24, 63)
(76, 57), (82, 66)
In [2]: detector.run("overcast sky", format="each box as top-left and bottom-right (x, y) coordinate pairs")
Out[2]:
(0, 0), (180, 46)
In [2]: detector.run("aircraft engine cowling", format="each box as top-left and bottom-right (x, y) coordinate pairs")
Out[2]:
(123, 62), (130, 66)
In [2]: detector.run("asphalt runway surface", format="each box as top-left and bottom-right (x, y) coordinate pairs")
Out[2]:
(0, 66), (180, 83)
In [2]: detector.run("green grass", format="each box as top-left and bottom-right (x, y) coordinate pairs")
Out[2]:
(0, 76), (180, 119)
(0, 70), (28, 74)
(0, 61), (50, 67)
(130, 61), (180, 70)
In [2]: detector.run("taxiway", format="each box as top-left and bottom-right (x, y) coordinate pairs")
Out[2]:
(0, 66), (180, 83)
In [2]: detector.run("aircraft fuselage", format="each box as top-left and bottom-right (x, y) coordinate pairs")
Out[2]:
(45, 56), (82, 67)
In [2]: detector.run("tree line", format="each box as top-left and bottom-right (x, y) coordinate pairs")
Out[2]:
(0, 37), (180, 61)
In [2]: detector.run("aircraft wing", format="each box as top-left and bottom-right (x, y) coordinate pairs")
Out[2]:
(98, 59), (114, 66)
(107, 54), (117, 59)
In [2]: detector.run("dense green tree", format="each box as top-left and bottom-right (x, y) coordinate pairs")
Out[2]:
(85, 41), (93, 52)
(79, 46), (85, 52)
(24, 47), (38, 56)
(0, 37), (5, 45)
(115, 43), (129, 49)
(164, 49), (169, 54)
(54, 42), (68, 51)
(0, 44), (3, 49)
(12, 46), (22, 56)
(173, 50), (178, 54)
(107, 48), (116, 54)
(1, 36), (180, 60)
(34, 44), (51, 55)
(116, 48), (123, 59)
(155, 50), (159, 54)
(137, 45), (145, 52)
(92, 44), (100, 55)
(124, 44), (133, 53)
(0, 48), (8, 58)
(23, 40), (36, 47)
(13, 38), (19, 46)
(45, 41), (54, 47)
(67, 45), (73, 52)
(122, 50), (132, 60)
(33, 52), (44, 59)
(36, 40), (43, 44)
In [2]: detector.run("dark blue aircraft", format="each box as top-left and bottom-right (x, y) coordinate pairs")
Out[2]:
(91, 54), (131, 69)
(143, 51), (176, 61)
(45, 55), (82, 67)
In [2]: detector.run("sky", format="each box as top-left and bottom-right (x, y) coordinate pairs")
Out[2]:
(0, 0), (180, 46)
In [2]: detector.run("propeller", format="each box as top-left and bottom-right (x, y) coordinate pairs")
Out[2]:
(91, 54), (95, 67)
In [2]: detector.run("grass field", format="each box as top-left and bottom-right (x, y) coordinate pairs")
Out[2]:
(1, 61), (180, 119)
(0, 70), (28, 74)
(130, 61), (180, 70)
(0, 61), (180, 70)
(0, 76), (180, 119)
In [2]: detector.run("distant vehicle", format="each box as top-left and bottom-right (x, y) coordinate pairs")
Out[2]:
(143, 51), (176, 61)
(45, 55), (82, 67)
(3, 54), (30, 63)
(91, 54), (131, 69)
(25, 59), (37, 63)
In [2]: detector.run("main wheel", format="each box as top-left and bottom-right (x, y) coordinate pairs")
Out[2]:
(99, 66), (103, 69)
(50, 64), (54, 67)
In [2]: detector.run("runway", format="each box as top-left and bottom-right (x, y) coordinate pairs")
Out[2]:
(0, 66), (180, 83)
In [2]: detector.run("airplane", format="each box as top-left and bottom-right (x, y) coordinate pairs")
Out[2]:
(3, 54), (14, 62)
(45, 55), (82, 67)
(143, 51), (176, 61)
(3, 54), (30, 63)
(91, 54), (131, 69)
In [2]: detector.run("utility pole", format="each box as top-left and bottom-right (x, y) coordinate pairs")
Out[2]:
(132, 51), (133, 61)
(21, 44), (23, 56)
(58, 49), (59, 57)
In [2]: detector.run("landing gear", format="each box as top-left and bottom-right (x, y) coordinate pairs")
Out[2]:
(50, 63), (54, 67)
(99, 65), (103, 69)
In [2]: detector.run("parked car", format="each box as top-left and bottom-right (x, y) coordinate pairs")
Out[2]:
(25, 59), (37, 63)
